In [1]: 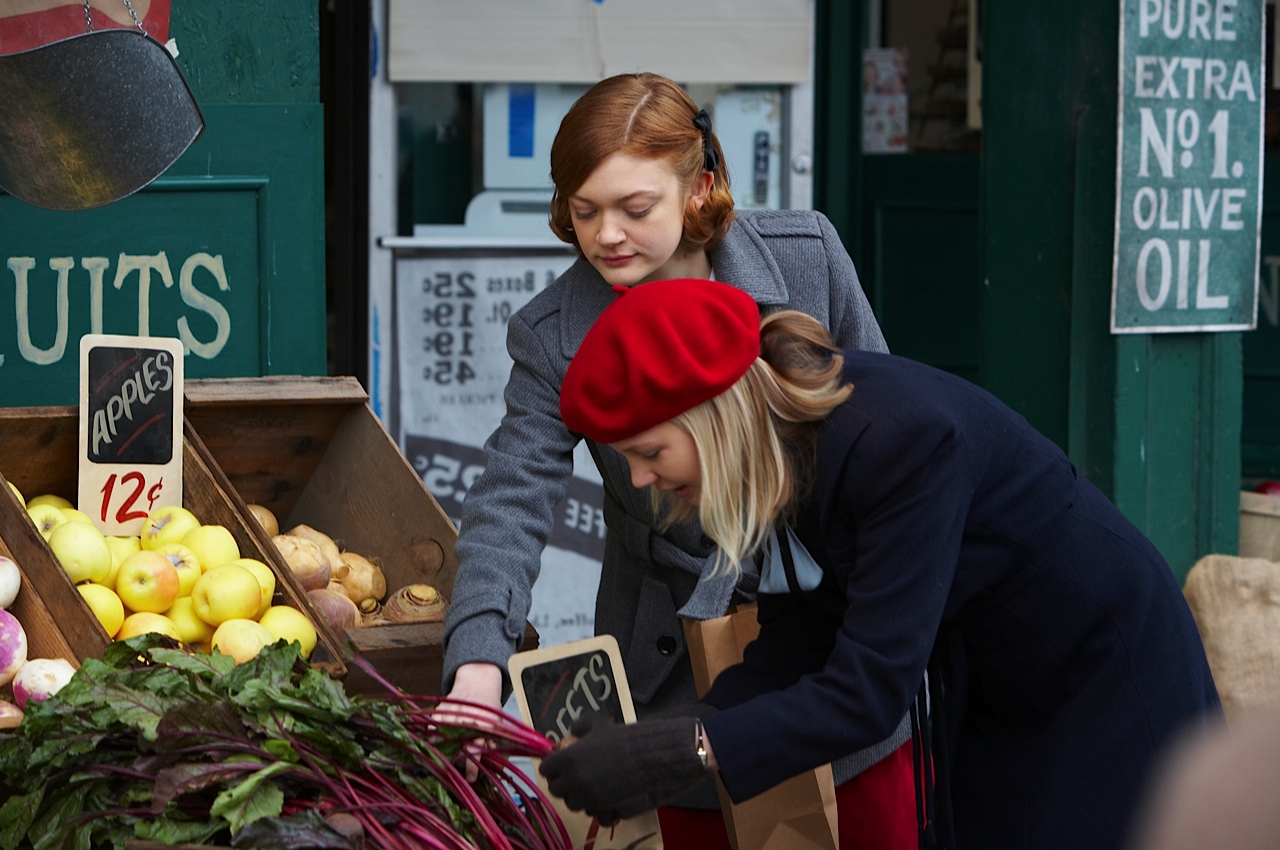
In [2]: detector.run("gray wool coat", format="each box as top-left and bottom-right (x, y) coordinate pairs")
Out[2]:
(442, 209), (908, 804)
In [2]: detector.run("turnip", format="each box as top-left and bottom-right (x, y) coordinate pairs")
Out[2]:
(0, 556), (20, 609)
(12, 657), (75, 709)
(0, 608), (28, 686)
(307, 587), (360, 631)
(0, 699), (22, 729)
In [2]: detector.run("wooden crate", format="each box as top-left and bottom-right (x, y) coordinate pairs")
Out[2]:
(183, 376), (538, 696)
(0, 406), (348, 679)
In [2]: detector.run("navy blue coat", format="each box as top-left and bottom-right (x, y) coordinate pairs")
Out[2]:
(701, 351), (1221, 850)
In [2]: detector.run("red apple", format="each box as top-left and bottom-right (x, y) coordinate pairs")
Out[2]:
(115, 550), (181, 614)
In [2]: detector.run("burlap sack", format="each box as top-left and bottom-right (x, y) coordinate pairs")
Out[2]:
(1183, 554), (1280, 724)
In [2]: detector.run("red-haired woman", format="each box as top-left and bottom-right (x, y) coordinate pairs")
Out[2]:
(439, 73), (914, 847)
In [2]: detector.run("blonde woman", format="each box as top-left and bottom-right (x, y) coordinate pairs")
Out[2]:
(540, 277), (1223, 850)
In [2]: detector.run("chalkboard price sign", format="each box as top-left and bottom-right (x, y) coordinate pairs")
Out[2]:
(79, 334), (185, 535)
(509, 635), (633, 745)
(508, 635), (662, 849)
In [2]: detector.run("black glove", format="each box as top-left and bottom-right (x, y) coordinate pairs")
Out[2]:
(538, 713), (709, 825)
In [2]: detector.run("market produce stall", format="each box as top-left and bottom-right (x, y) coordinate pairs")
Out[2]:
(0, 377), (560, 848)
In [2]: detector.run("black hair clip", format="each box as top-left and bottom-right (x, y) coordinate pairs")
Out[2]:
(694, 108), (720, 173)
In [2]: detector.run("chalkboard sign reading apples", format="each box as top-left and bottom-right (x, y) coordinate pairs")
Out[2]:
(78, 334), (184, 535)
(509, 635), (663, 849)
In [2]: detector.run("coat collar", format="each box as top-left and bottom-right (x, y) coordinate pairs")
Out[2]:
(558, 216), (793, 359)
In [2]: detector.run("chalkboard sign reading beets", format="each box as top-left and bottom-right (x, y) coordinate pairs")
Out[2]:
(517, 645), (623, 744)
(79, 335), (185, 535)
(508, 636), (662, 850)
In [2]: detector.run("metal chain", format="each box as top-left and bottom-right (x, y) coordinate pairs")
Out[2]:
(84, 0), (147, 34)
(121, 0), (145, 32)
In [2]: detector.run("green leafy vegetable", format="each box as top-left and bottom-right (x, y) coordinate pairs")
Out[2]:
(0, 636), (564, 850)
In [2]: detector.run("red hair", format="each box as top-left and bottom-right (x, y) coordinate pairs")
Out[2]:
(548, 73), (736, 256)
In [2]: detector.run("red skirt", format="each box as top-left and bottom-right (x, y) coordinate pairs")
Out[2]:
(656, 741), (917, 850)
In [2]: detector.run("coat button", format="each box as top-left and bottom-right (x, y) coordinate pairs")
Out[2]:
(656, 635), (677, 655)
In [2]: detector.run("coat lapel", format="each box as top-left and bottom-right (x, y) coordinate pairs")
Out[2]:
(813, 387), (874, 532)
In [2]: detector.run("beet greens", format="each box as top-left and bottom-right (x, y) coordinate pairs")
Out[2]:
(0, 635), (567, 850)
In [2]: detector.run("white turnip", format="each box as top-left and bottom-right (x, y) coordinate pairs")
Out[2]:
(285, 524), (342, 572)
(0, 556), (20, 609)
(0, 608), (28, 686)
(0, 699), (22, 729)
(272, 534), (331, 590)
(12, 657), (75, 709)
(331, 551), (387, 613)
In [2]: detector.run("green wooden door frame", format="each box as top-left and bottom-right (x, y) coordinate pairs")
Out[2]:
(813, 0), (865, 255)
(815, 0), (1242, 581)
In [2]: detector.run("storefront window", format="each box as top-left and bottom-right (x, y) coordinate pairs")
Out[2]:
(872, 0), (982, 154)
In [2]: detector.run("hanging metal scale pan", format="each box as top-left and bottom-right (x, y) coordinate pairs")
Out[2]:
(0, 28), (204, 211)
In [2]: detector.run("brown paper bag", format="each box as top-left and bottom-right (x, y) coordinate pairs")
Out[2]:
(683, 603), (839, 850)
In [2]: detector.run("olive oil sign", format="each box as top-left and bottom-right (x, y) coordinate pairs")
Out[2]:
(1112, 0), (1265, 333)
(78, 334), (184, 535)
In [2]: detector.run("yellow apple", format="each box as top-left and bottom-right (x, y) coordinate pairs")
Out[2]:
(60, 507), (95, 525)
(210, 618), (276, 664)
(246, 503), (280, 537)
(140, 506), (201, 551)
(115, 550), (181, 614)
(190, 563), (263, 626)
(27, 503), (68, 539)
(47, 520), (112, 584)
(5, 480), (23, 506)
(181, 524), (240, 572)
(117, 611), (182, 641)
(256, 605), (318, 659)
(228, 557), (276, 619)
(103, 535), (142, 589)
(153, 542), (203, 597)
(26, 493), (72, 510)
(78, 582), (125, 638)
(164, 596), (215, 645)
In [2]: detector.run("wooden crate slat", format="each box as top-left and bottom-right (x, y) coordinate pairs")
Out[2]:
(0, 406), (80, 502)
(0, 468), (111, 663)
(183, 375), (367, 406)
(181, 404), (350, 523)
(0, 495), (81, 675)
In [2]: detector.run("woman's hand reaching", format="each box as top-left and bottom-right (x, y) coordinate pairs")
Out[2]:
(434, 662), (505, 782)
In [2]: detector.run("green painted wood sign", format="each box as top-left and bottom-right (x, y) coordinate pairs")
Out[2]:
(0, 0), (325, 407)
(1112, 0), (1265, 333)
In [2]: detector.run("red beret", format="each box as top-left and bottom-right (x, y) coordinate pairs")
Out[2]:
(561, 278), (761, 443)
